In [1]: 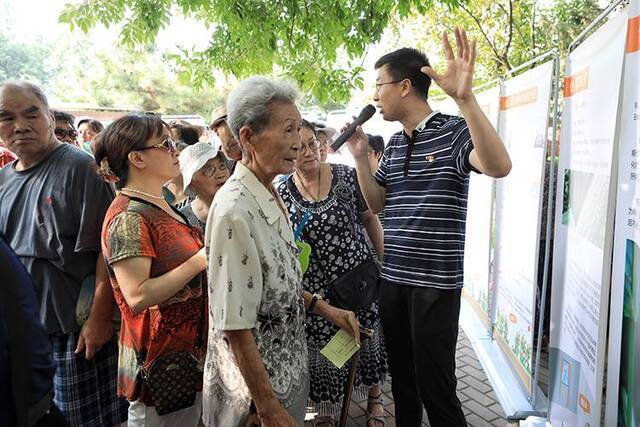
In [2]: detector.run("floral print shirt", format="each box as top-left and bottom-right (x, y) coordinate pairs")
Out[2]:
(202, 162), (309, 425)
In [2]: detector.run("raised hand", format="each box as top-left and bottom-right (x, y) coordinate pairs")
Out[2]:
(421, 27), (476, 103)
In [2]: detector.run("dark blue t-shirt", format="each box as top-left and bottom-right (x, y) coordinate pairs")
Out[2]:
(0, 234), (56, 425)
(0, 143), (115, 333)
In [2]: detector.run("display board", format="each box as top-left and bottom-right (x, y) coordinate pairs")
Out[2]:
(492, 61), (554, 393)
(548, 9), (628, 425)
(606, 3), (640, 426)
(463, 84), (501, 329)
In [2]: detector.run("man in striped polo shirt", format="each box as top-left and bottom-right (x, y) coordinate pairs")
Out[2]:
(346, 28), (512, 426)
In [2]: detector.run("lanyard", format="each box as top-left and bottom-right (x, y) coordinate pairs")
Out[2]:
(294, 210), (312, 240)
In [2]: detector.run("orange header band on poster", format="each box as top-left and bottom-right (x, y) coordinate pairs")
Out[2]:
(563, 68), (589, 97)
(627, 16), (640, 53)
(499, 87), (538, 111)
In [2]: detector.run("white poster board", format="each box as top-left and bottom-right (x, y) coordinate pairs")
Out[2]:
(606, 4), (640, 426)
(463, 84), (500, 328)
(548, 9), (628, 425)
(492, 61), (554, 393)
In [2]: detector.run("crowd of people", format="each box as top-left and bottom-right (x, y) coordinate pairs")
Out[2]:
(0, 28), (511, 427)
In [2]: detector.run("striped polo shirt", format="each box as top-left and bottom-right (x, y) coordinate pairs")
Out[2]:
(374, 111), (478, 289)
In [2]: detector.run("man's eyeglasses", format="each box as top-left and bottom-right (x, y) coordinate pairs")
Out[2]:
(55, 128), (78, 139)
(135, 138), (177, 154)
(300, 138), (320, 152)
(375, 80), (403, 93)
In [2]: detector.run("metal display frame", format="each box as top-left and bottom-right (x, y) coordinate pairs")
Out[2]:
(462, 0), (629, 422)
(462, 51), (559, 420)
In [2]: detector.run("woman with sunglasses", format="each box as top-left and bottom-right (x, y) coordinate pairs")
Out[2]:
(178, 142), (230, 234)
(277, 120), (387, 426)
(53, 110), (79, 146)
(94, 114), (207, 426)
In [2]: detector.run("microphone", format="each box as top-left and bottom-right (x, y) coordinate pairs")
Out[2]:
(330, 104), (376, 151)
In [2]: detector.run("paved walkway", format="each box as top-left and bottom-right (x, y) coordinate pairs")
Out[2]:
(305, 328), (515, 426)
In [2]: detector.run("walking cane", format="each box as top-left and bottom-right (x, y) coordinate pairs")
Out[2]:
(338, 327), (373, 427)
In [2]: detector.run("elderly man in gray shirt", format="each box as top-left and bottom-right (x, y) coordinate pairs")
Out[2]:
(0, 81), (128, 426)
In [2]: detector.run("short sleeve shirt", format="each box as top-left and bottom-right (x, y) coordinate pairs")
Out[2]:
(0, 143), (115, 333)
(374, 112), (478, 289)
(202, 163), (308, 425)
(0, 146), (16, 169)
(101, 195), (207, 404)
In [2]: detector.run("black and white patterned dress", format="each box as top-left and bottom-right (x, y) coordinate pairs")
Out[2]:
(277, 163), (387, 416)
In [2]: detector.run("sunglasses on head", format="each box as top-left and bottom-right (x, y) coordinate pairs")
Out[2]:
(135, 137), (177, 154)
(55, 128), (78, 139)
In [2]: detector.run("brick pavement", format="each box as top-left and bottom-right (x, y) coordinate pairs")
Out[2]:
(304, 328), (516, 427)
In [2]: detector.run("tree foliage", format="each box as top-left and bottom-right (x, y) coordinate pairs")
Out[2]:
(385, 0), (602, 95)
(59, 0), (464, 104)
(49, 37), (225, 118)
(0, 34), (57, 85)
(0, 28), (223, 118)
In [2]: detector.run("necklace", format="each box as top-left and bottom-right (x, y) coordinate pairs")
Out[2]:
(295, 165), (322, 202)
(121, 187), (166, 201)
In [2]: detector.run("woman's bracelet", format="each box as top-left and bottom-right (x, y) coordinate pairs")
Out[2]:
(308, 293), (322, 313)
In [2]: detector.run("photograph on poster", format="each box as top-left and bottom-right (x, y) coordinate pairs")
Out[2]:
(619, 239), (640, 427)
(560, 169), (608, 249)
(550, 347), (581, 412)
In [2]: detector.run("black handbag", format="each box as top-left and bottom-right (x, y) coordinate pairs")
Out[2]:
(326, 259), (380, 313)
(136, 286), (206, 416)
(142, 351), (200, 415)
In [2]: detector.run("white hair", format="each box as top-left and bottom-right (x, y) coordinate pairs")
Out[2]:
(226, 76), (300, 141)
(0, 80), (50, 110)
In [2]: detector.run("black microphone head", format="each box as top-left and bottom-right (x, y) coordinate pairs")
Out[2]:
(359, 104), (376, 121)
(329, 104), (377, 151)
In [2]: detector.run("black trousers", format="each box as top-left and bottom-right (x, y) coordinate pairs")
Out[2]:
(379, 281), (467, 427)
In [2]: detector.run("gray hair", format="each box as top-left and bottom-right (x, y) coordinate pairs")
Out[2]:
(226, 76), (300, 141)
(0, 80), (50, 110)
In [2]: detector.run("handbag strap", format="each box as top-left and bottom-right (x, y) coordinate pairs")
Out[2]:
(136, 274), (207, 370)
(195, 278), (206, 351)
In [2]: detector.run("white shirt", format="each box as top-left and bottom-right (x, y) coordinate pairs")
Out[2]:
(202, 162), (309, 426)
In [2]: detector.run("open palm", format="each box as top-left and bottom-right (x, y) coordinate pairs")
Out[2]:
(421, 28), (476, 102)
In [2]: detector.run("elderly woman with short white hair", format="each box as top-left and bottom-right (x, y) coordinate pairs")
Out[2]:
(202, 76), (360, 426)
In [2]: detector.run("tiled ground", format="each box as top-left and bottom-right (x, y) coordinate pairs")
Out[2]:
(305, 328), (516, 427)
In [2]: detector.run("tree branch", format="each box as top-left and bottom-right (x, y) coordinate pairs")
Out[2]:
(505, 0), (513, 56)
(459, 3), (503, 65)
(289, 1), (296, 49)
(531, 2), (536, 55)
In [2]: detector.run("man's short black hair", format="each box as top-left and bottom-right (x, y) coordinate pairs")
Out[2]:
(374, 48), (431, 100)
(52, 110), (75, 128)
(367, 134), (384, 154)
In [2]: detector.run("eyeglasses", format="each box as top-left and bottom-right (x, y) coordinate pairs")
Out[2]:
(135, 137), (177, 154)
(201, 160), (228, 177)
(55, 128), (78, 139)
(375, 80), (403, 93)
(300, 138), (320, 152)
